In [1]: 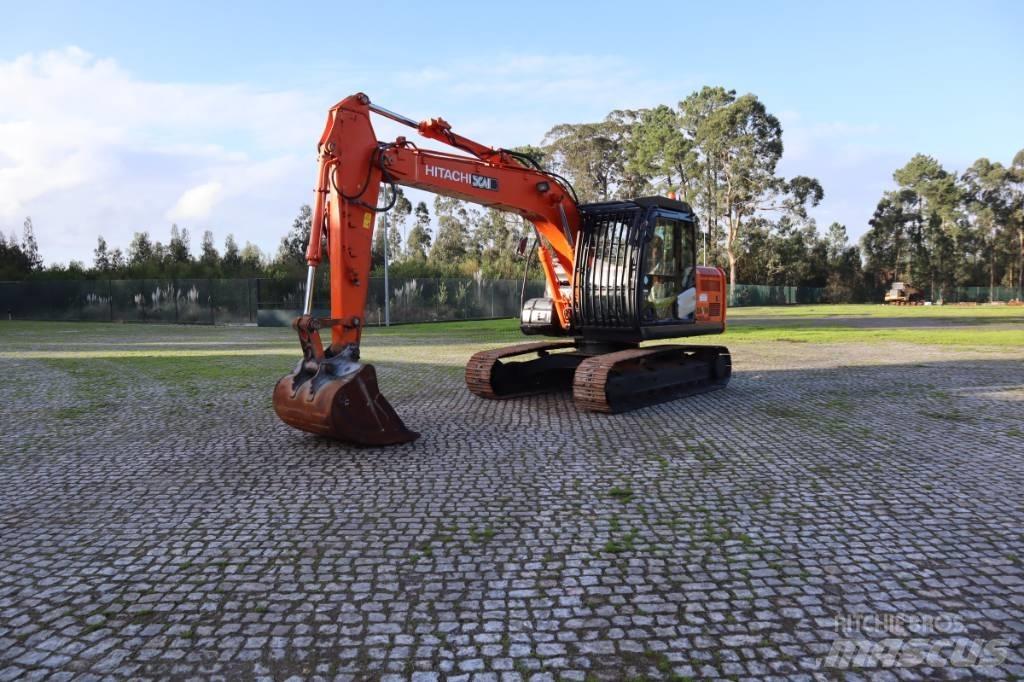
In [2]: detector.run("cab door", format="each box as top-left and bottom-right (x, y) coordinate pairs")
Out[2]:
(641, 213), (695, 323)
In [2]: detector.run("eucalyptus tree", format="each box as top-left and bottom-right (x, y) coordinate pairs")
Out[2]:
(611, 104), (693, 196)
(862, 189), (924, 289)
(679, 87), (737, 264)
(429, 196), (471, 268)
(542, 120), (626, 202)
(1010, 150), (1024, 295)
(690, 91), (822, 297)
(405, 201), (432, 261)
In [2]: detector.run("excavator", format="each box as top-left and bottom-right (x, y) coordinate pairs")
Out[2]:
(272, 93), (731, 446)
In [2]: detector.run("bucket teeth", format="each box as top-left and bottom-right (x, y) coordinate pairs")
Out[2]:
(274, 361), (418, 446)
(273, 328), (418, 446)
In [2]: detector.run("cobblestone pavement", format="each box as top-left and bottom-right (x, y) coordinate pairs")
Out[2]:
(1, 321), (1023, 681)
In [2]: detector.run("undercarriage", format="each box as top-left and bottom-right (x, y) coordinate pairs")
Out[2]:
(465, 340), (731, 413)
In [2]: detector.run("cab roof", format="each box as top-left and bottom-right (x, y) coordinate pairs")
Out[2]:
(580, 196), (695, 218)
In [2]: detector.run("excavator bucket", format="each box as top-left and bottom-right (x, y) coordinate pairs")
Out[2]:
(272, 317), (418, 446)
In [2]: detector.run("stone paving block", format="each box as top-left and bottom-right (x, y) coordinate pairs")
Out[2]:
(0, 324), (1022, 679)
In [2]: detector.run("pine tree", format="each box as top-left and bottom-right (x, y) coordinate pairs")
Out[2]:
(94, 236), (111, 272)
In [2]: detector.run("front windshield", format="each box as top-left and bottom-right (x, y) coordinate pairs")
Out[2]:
(643, 217), (695, 322)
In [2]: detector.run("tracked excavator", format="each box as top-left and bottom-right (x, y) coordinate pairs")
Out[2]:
(272, 93), (731, 445)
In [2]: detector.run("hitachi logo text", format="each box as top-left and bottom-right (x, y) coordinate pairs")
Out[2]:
(423, 164), (499, 191)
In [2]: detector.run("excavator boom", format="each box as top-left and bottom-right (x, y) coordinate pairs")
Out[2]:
(274, 93), (583, 445)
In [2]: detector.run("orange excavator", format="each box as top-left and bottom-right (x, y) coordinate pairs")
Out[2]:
(273, 93), (730, 445)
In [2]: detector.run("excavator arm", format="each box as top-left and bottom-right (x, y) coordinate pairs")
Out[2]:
(307, 93), (578, 345)
(274, 93), (581, 445)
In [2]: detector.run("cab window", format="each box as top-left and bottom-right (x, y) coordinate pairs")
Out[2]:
(642, 216), (695, 323)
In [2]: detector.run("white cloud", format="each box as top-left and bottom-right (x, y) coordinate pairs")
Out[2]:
(774, 110), (900, 239)
(384, 53), (702, 145)
(780, 110), (883, 166)
(0, 47), (324, 263)
(0, 46), (895, 261)
(167, 181), (223, 221)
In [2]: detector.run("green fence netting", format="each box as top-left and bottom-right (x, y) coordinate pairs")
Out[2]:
(727, 284), (823, 307)
(5, 277), (1016, 326)
(255, 276), (546, 326)
(941, 286), (1021, 304)
(0, 279), (257, 324)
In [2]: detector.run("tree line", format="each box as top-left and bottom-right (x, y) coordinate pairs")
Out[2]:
(0, 190), (538, 283)
(862, 152), (1024, 299)
(2, 85), (1021, 302)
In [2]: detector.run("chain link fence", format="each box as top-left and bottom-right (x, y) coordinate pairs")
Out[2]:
(727, 284), (824, 307)
(255, 276), (545, 326)
(0, 277), (543, 326)
(936, 285), (1022, 304)
(0, 279), (257, 324)
(4, 277), (1019, 326)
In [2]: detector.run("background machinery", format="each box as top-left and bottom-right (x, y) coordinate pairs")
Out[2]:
(884, 281), (925, 305)
(273, 93), (731, 445)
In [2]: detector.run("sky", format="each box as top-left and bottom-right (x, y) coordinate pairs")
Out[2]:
(1, 0), (1022, 265)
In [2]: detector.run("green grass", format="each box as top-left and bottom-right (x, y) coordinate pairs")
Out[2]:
(0, 304), (1020, 366)
(469, 526), (496, 542)
(724, 325), (1023, 347)
(608, 486), (635, 501)
(369, 305), (1024, 347)
(728, 304), (1024, 319)
(603, 530), (638, 554)
(367, 317), (520, 337)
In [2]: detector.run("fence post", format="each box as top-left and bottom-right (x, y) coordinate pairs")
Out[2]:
(108, 279), (113, 322)
(248, 278), (253, 323)
(173, 279), (179, 323)
(209, 278), (215, 325)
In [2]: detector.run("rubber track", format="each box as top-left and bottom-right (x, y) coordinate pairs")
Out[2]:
(572, 344), (729, 413)
(465, 341), (576, 399)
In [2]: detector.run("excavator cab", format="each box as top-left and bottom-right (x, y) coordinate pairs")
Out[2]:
(522, 196), (726, 341)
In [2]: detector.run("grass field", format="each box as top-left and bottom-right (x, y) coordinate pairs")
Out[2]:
(0, 304), (1018, 407)
(3, 303), (1020, 359)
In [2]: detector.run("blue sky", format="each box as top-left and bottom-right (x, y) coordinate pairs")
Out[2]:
(2, 0), (1022, 263)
